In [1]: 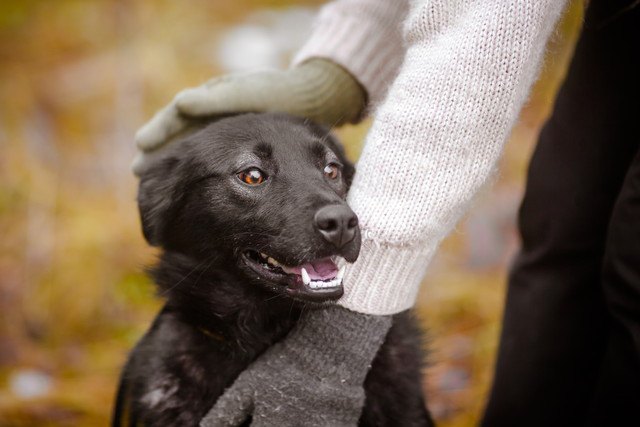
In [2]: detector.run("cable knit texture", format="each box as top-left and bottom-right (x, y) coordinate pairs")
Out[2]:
(296, 0), (567, 315)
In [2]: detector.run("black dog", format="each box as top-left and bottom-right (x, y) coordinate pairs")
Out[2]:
(113, 113), (432, 426)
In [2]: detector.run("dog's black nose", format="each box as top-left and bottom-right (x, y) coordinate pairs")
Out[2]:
(314, 205), (358, 248)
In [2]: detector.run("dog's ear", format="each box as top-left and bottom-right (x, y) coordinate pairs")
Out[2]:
(137, 155), (184, 246)
(323, 134), (355, 188)
(136, 118), (230, 246)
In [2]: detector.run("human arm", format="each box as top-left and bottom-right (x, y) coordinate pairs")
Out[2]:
(200, 0), (568, 425)
(335, 0), (568, 314)
(132, 0), (410, 176)
(132, 58), (366, 174)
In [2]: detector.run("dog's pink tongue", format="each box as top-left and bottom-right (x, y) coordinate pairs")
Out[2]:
(283, 258), (338, 280)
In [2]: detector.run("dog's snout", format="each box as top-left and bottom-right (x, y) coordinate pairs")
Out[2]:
(314, 205), (358, 248)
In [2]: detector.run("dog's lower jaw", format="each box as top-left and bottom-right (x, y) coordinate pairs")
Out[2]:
(240, 250), (347, 303)
(151, 251), (302, 340)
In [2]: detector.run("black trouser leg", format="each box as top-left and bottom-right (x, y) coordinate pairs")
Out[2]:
(587, 146), (640, 426)
(481, 2), (640, 426)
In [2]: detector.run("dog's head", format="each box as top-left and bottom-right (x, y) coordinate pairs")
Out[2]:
(137, 113), (361, 303)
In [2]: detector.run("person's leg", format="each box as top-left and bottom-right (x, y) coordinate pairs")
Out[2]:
(587, 145), (640, 426)
(482, 2), (640, 426)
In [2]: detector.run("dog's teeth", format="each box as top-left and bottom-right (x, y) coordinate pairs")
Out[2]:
(337, 266), (346, 281)
(306, 276), (344, 290)
(259, 252), (268, 259)
(301, 268), (310, 285)
(267, 257), (279, 266)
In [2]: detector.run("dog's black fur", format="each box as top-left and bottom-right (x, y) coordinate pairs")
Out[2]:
(113, 113), (432, 426)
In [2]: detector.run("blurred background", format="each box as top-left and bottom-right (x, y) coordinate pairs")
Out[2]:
(0, 1), (584, 425)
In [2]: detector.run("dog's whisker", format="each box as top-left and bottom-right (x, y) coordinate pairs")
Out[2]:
(159, 256), (216, 296)
(262, 292), (286, 304)
(189, 257), (217, 288)
(288, 298), (295, 320)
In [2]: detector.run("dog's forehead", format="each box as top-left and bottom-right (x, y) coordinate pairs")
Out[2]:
(218, 117), (332, 158)
(258, 129), (329, 160)
(186, 114), (338, 176)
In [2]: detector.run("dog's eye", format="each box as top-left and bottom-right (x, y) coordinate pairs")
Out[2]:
(323, 163), (340, 180)
(238, 168), (267, 186)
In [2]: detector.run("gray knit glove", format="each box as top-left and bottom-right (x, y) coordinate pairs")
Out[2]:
(132, 58), (366, 175)
(200, 305), (392, 427)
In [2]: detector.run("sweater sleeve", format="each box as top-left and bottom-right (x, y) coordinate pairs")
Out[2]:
(292, 0), (409, 107)
(337, 0), (568, 315)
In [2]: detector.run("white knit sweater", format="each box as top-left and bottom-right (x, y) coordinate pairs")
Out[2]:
(294, 0), (568, 315)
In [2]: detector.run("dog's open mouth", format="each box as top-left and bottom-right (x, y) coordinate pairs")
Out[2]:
(242, 249), (345, 301)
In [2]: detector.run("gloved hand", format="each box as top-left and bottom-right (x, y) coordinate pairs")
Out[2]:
(199, 305), (392, 427)
(132, 58), (366, 175)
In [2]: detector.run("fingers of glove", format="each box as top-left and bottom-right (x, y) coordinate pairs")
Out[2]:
(199, 376), (255, 427)
(135, 102), (189, 151)
(132, 122), (205, 177)
(131, 150), (162, 176)
(175, 71), (284, 117)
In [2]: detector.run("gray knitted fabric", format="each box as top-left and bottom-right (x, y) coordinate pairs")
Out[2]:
(200, 305), (392, 427)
